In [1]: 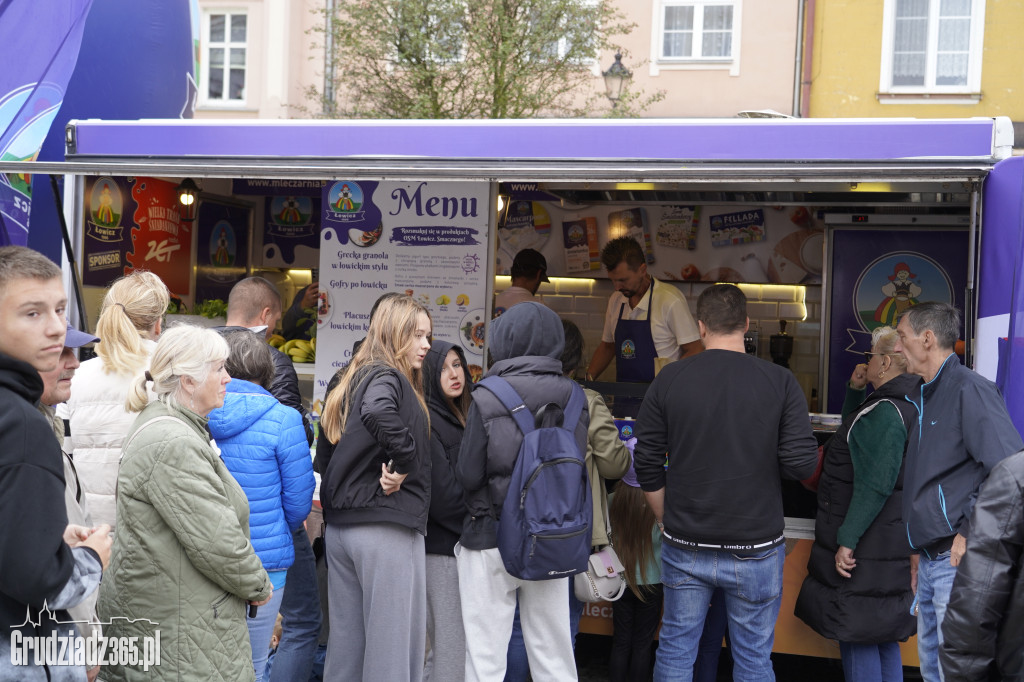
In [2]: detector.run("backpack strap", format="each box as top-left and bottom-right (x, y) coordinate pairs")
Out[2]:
(477, 376), (535, 436)
(561, 383), (586, 434)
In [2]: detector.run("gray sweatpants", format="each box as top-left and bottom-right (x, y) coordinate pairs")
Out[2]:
(324, 522), (426, 682)
(424, 553), (466, 682)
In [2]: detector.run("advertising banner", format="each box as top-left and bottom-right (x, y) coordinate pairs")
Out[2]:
(314, 180), (490, 405)
(232, 179), (326, 196)
(82, 176), (193, 296)
(0, 0), (93, 245)
(195, 200), (250, 302)
(825, 228), (967, 412)
(262, 195), (321, 268)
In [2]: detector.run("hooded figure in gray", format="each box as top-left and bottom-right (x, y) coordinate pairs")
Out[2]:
(455, 302), (589, 549)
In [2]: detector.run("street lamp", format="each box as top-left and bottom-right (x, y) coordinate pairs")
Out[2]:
(176, 178), (199, 223)
(602, 53), (632, 108)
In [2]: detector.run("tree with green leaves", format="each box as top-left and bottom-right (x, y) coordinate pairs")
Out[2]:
(304, 0), (662, 119)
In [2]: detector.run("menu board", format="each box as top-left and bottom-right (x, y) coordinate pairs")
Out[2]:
(81, 176), (193, 295)
(314, 180), (491, 402)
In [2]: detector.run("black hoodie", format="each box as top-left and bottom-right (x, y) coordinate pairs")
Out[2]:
(422, 340), (472, 556)
(0, 351), (79, 663)
(456, 303), (589, 550)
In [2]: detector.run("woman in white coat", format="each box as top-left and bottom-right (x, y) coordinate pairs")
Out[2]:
(59, 270), (169, 529)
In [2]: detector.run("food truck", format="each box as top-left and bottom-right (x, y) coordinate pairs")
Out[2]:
(12, 115), (1024, 665)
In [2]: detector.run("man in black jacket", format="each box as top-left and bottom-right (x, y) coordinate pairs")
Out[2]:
(456, 302), (589, 682)
(0, 246), (111, 682)
(634, 284), (817, 682)
(894, 302), (1023, 681)
(941, 450), (1024, 680)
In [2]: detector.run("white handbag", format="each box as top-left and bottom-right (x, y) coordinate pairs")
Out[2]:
(573, 545), (628, 603)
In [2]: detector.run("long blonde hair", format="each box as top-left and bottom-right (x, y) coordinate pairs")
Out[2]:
(96, 271), (170, 375)
(321, 295), (431, 444)
(125, 325), (228, 413)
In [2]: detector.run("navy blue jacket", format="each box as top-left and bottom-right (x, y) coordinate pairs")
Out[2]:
(902, 354), (1023, 556)
(208, 378), (315, 572)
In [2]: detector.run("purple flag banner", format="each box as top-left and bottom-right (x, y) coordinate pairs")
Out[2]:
(0, 0), (93, 246)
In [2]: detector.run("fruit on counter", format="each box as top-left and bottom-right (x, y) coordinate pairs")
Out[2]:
(456, 294), (469, 306)
(436, 294), (451, 305)
(279, 338), (316, 363)
(268, 334), (286, 349)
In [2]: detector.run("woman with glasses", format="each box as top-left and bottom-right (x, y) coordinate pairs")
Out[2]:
(796, 326), (921, 682)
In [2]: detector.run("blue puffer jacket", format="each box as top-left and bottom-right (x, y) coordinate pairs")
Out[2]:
(208, 378), (315, 572)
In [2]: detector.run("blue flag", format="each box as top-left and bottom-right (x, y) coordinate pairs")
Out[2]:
(0, 0), (94, 246)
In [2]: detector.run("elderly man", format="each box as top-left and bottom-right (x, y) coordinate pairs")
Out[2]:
(894, 301), (1023, 681)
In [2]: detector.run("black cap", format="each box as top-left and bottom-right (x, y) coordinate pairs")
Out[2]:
(512, 248), (549, 282)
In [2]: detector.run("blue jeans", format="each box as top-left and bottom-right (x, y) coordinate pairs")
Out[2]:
(916, 551), (956, 682)
(269, 528), (322, 682)
(694, 588), (729, 682)
(654, 543), (785, 682)
(248, 585), (285, 682)
(839, 641), (903, 682)
(505, 582), (584, 682)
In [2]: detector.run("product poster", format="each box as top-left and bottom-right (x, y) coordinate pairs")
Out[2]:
(496, 200), (551, 275)
(314, 180), (491, 405)
(562, 216), (599, 274)
(262, 195), (321, 268)
(81, 176), (193, 296)
(825, 228), (967, 412)
(608, 208), (654, 264)
(195, 199), (250, 302)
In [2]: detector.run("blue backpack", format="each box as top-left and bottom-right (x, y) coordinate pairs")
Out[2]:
(478, 376), (592, 581)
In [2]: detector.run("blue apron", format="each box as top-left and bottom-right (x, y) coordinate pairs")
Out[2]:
(614, 279), (658, 384)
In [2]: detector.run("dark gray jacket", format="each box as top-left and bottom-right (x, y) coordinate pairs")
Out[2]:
(456, 303), (589, 550)
(902, 354), (1023, 556)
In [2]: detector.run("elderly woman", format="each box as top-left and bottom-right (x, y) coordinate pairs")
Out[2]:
(99, 325), (272, 682)
(795, 326), (920, 681)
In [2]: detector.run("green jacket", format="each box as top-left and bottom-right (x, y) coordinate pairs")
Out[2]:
(584, 388), (631, 547)
(99, 400), (272, 681)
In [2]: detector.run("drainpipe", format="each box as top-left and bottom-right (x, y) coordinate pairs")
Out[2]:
(800, 0), (816, 118)
(323, 0), (335, 115)
(792, 0), (806, 116)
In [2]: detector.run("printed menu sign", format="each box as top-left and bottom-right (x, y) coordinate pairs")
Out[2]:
(314, 181), (491, 404)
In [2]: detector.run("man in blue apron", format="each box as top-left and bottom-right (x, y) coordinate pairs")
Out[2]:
(586, 237), (701, 415)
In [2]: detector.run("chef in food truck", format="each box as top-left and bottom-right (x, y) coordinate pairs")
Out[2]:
(585, 237), (703, 407)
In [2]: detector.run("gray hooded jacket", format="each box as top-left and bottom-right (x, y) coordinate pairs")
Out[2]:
(455, 302), (589, 550)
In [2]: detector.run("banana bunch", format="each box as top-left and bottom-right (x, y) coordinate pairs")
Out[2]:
(279, 338), (316, 364)
(268, 334), (286, 349)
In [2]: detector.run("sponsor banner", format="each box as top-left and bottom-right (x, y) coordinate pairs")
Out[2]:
(196, 200), (250, 302)
(262, 195), (321, 268)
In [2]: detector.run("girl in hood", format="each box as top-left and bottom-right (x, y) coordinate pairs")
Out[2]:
(421, 339), (473, 682)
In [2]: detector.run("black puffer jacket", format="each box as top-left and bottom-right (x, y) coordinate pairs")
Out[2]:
(318, 364), (431, 534)
(795, 373), (919, 644)
(456, 302), (589, 550)
(423, 340), (472, 556)
(941, 450), (1024, 681)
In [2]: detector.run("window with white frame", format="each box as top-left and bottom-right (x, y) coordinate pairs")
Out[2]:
(201, 11), (248, 105)
(881, 0), (985, 93)
(659, 0), (736, 61)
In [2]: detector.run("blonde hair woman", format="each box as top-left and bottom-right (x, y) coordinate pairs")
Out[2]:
(99, 325), (272, 682)
(315, 295), (433, 682)
(59, 270), (169, 528)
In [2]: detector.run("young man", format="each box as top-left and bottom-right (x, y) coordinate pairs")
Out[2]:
(493, 248), (549, 317)
(894, 302), (1023, 681)
(586, 236), (701, 385)
(0, 245), (111, 681)
(633, 284), (817, 682)
(456, 302), (590, 682)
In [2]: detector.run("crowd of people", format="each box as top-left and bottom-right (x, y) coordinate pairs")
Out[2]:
(2, 238), (1023, 682)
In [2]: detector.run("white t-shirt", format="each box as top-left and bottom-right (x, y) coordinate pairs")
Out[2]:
(601, 278), (700, 361)
(493, 286), (546, 317)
